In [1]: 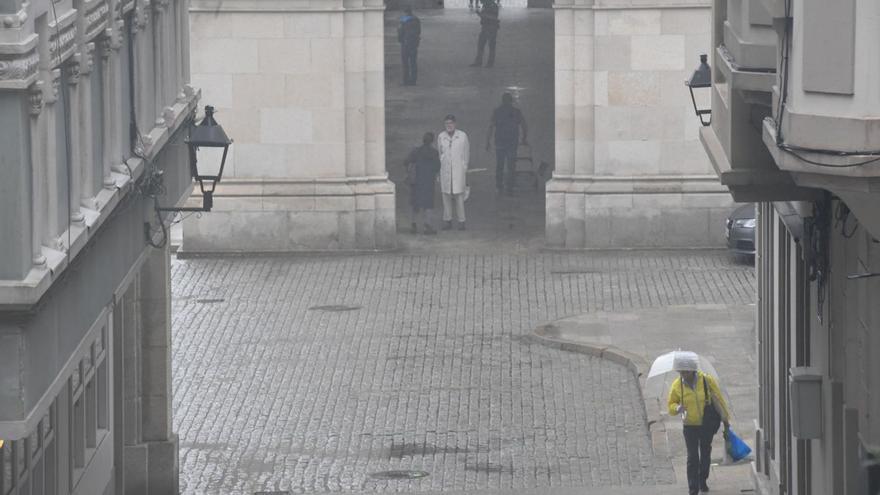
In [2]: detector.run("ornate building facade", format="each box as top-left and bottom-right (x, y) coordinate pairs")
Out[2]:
(0, 0), (196, 490)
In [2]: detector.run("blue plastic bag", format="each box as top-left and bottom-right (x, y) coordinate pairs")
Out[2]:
(725, 427), (752, 462)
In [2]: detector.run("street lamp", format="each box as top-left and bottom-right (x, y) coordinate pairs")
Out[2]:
(685, 54), (712, 127)
(159, 105), (232, 212)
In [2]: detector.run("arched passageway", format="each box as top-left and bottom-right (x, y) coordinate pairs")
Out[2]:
(385, 6), (554, 251)
(185, 0), (730, 254)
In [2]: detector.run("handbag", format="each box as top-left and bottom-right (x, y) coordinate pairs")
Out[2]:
(702, 374), (722, 434)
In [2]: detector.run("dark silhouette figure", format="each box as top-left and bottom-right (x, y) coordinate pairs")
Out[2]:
(404, 132), (442, 234)
(398, 7), (421, 85)
(487, 93), (528, 194)
(470, 0), (499, 68)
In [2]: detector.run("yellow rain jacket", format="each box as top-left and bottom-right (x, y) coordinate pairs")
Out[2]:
(667, 372), (730, 426)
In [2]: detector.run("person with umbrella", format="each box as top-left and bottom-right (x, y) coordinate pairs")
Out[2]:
(666, 352), (731, 494)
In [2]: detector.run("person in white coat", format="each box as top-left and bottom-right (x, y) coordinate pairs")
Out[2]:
(437, 114), (470, 230)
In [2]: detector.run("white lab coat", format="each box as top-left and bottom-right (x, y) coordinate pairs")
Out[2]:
(437, 129), (470, 195)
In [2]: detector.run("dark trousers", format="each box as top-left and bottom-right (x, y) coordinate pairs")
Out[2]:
(474, 29), (497, 66)
(683, 425), (716, 494)
(401, 45), (418, 84)
(495, 145), (517, 191)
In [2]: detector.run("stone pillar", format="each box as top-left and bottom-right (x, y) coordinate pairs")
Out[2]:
(44, 69), (63, 248)
(546, 1), (733, 249)
(101, 28), (122, 189)
(0, 90), (34, 280)
(120, 245), (179, 495)
(79, 43), (97, 204)
(28, 81), (48, 266)
(184, 0), (396, 253)
(138, 244), (178, 495)
(66, 56), (86, 224)
(133, 4), (154, 139)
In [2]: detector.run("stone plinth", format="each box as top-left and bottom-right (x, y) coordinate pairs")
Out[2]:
(186, 0), (396, 252)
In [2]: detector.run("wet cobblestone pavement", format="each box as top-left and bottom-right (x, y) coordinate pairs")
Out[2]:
(171, 251), (755, 493)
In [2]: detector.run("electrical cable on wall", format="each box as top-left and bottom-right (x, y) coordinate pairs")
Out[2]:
(772, 0), (880, 168)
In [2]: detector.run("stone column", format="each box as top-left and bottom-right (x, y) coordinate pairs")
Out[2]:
(79, 43), (96, 204)
(137, 244), (178, 494)
(101, 29), (121, 189)
(28, 81), (47, 266)
(44, 69), (63, 248)
(546, 0), (732, 249)
(66, 56), (86, 224)
(0, 90), (34, 280)
(133, 4), (154, 138)
(120, 244), (178, 495)
(184, 0), (396, 253)
(344, 8), (366, 178)
(151, 0), (166, 127)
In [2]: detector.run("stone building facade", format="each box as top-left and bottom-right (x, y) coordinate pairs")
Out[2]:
(0, 0), (196, 490)
(700, 0), (880, 493)
(185, 0), (396, 252)
(186, 0), (733, 252)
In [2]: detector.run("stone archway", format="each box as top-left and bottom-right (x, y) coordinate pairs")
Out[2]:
(184, 0), (731, 253)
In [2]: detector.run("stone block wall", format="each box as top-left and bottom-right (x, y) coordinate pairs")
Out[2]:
(548, 0), (733, 249)
(186, 0), (396, 253)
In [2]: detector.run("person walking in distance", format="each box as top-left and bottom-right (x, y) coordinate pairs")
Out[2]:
(404, 132), (441, 234)
(437, 115), (470, 231)
(487, 92), (528, 194)
(470, 0), (500, 68)
(398, 7), (421, 85)
(667, 355), (731, 494)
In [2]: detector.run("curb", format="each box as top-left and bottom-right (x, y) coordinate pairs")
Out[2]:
(528, 324), (672, 463)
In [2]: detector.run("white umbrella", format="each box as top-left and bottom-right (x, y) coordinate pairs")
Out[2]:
(644, 350), (727, 402)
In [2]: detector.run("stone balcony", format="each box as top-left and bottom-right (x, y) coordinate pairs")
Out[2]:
(700, 0), (818, 203)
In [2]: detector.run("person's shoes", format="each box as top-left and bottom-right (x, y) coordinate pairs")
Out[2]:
(458, 222), (466, 231)
(424, 225), (437, 235)
(442, 221), (453, 230)
(410, 222), (418, 234)
(469, 61), (482, 67)
(700, 484), (710, 493)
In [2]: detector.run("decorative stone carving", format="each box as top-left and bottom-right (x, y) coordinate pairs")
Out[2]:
(28, 81), (44, 116)
(67, 55), (81, 85)
(100, 36), (112, 60)
(119, 0), (136, 16)
(0, 3), (29, 29)
(84, 0), (110, 41)
(45, 69), (61, 104)
(162, 106), (175, 128)
(80, 43), (95, 75)
(0, 49), (40, 88)
(49, 22), (76, 67)
(33, 252), (47, 267)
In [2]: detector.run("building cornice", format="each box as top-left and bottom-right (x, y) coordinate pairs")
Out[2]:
(554, 0), (709, 9)
(189, 0), (385, 13)
(0, 87), (200, 311)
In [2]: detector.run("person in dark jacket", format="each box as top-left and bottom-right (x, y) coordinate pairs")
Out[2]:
(398, 7), (421, 85)
(487, 92), (528, 194)
(470, 0), (500, 68)
(404, 132), (441, 234)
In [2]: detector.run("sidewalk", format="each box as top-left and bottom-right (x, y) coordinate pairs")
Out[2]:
(530, 304), (758, 495)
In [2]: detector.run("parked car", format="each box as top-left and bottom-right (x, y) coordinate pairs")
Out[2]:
(725, 203), (756, 256)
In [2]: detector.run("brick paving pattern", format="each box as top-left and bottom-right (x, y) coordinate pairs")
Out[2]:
(171, 251), (755, 493)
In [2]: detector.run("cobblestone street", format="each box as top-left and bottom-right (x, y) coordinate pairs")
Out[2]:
(171, 251), (755, 494)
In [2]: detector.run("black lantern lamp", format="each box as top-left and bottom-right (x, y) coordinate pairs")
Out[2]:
(159, 105), (231, 212)
(686, 54), (712, 127)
